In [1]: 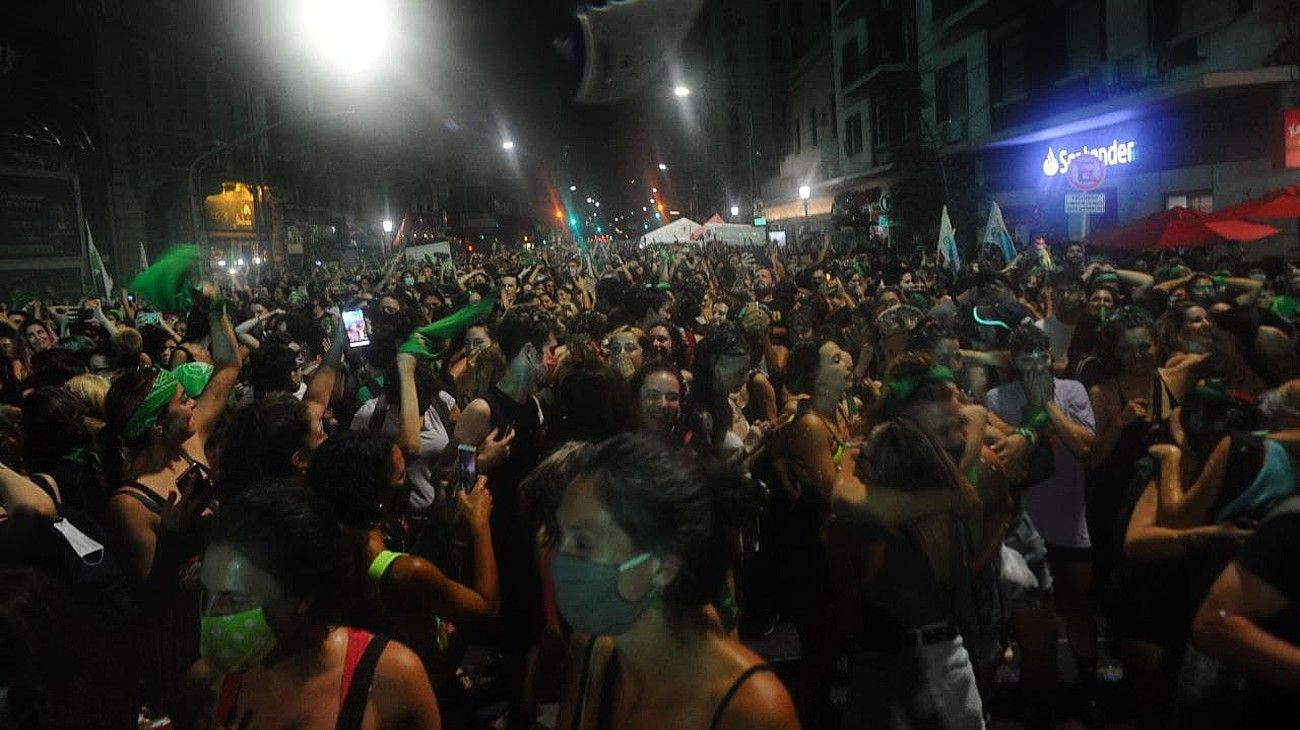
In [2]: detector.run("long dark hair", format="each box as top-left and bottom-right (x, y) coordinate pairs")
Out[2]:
(21, 386), (90, 469)
(99, 366), (162, 486)
(686, 322), (750, 451)
(215, 394), (310, 503)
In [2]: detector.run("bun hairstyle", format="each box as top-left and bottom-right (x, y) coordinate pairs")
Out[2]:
(573, 433), (754, 611)
(879, 352), (956, 420)
(859, 418), (963, 496)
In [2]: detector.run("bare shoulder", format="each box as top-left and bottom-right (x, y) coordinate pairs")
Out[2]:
(714, 645), (799, 730)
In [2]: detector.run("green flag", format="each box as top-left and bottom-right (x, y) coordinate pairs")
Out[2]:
(128, 245), (202, 312)
(399, 296), (497, 360)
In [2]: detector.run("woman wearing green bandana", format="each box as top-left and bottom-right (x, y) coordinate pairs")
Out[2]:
(103, 283), (242, 582)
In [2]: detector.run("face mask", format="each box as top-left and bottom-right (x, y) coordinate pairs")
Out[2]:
(552, 552), (655, 636)
(200, 606), (277, 673)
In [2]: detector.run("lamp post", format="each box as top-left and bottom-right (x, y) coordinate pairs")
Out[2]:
(730, 205), (740, 219)
(799, 185), (811, 219)
(187, 109), (356, 262)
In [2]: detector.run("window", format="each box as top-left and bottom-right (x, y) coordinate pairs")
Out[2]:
(1166, 191), (1213, 213)
(871, 99), (907, 149)
(809, 108), (818, 146)
(845, 113), (864, 156)
(934, 59), (968, 123)
(1064, 0), (1105, 77)
(990, 31), (1026, 103)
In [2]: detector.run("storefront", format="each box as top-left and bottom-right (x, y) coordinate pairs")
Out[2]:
(973, 79), (1300, 258)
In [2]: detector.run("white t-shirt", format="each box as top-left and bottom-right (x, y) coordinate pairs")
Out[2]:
(350, 392), (456, 511)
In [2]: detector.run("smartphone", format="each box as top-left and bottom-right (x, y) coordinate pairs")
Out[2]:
(456, 444), (477, 492)
(341, 307), (370, 348)
(135, 311), (161, 326)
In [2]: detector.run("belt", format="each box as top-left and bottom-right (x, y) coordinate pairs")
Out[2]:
(856, 619), (960, 653)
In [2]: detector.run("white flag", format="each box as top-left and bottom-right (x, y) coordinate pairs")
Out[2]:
(937, 206), (961, 273)
(139, 241), (150, 272)
(86, 223), (114, 297)
(982, 201), (1017, 263)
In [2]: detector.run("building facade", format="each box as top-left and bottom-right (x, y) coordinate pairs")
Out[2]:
(755, 0), (1300, 257)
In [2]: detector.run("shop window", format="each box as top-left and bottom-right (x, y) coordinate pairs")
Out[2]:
(845, 113), (864, 156)
(934, 59), (968, 123)
(990, 30), (1026, 103)
(1166, 191), (1213, 213)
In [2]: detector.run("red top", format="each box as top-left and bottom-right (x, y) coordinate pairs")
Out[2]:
(214, 628), (374, 729)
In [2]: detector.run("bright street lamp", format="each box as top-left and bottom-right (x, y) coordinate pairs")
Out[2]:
(501, 140), (516, 151)
(673, 85), (691, 98)
(569, 185), (577, 191)
(382, 219), (394, 233)
(658, 163), (668, 171)
(799, 185), (811, 219)
(300, 0), (392, 75)
(730, 205), (740, 218)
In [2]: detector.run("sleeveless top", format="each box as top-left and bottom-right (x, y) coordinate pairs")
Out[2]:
(213, 628), (390, 730)
(571, 638), (775, 730)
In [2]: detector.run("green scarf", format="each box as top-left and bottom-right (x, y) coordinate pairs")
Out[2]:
(172, 362), (214, 398)
(886, 365), (955, 402)
(123, 367), (180, 440)
(128, 245), (202, 313)
(399, 296), (496, 360)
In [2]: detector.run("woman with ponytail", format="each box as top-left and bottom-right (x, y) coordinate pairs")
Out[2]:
(553, 433), (797, 730)
(103, 283), (242, 581)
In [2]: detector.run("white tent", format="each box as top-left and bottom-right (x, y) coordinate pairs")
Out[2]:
(640, 217), (701, 245)
(698, 222), (767, 246)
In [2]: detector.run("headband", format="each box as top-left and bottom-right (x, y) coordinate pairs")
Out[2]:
(886, 365), (955, 402)
(123, 367), (180, 440)
(172, 361), (214, 399)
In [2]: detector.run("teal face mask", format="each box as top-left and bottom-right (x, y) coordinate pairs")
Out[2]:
(200, 606), (277, 674)
(552, 552), (656, 636)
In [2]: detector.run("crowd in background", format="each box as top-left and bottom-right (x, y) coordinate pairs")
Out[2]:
(1, 232), (1299, 729)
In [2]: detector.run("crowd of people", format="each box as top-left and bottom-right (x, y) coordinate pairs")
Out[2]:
(0, 232), (1298, 729)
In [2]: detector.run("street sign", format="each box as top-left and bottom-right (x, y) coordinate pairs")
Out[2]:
(1066, 154), (1106, 191)
(753, 216), (767, 226)
(1065, 192), (1106, 214)
(879, 193), (893, 213)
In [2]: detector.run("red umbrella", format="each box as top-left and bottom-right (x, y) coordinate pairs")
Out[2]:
(1088, 206), (1280, 251)
(1216, 185), (1300, 220)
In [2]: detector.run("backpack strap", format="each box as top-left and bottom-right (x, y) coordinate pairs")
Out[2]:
(336, 629), (389, 730)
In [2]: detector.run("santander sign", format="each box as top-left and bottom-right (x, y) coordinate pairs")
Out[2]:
(1041, 139), (1136, 177)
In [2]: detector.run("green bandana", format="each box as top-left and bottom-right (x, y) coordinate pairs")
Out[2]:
(1272, 295), (1298, 319)
(172, 362), (214, 399)
(128, 245), (202, 313)
(886, 366), (955, 402)
(399, 296), (496, 360)
(123, 367), (180, 440)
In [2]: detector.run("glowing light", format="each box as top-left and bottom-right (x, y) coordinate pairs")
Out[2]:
(299, 0), (391, 75)
(672, 86), (690, 98)
(799, 185), (811, 200)
(595, 201), (601, 207)
(228, 267), (237, 275)
(569, 185), (577, 191)
(236, 258), (245, 266)
(658, 163), (668, 170)
(731, 205), (740, 217)
(217, 259), (227, 267)
(253, 257), (263, 265)
(382, 219), (394, 233)
(555, 210), (564, 220)
(651, 187), (657, 193)
(501, 140), (515, 150)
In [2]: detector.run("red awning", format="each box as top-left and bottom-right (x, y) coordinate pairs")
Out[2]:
(1088, 206), (1280, 251)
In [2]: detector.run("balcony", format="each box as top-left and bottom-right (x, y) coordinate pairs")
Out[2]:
(842, 29), (916, 101)
(931, 0), (1025, 35)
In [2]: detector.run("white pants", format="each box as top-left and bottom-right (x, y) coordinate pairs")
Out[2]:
(842, 635), (986, 730)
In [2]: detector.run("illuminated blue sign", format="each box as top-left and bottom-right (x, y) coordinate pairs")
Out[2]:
(1041, 139), (1137, 177)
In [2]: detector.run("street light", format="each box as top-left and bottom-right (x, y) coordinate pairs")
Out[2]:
(799, 185), (811, 219)
(382, 219), (393, 233)
(658, 163), (668, 171)
(673, 85), (691, 98)
(300, 0), (392, 75)
(501, 140), (516, 151)
(731, 205), (740, 218)
(569, 185), (577, 191)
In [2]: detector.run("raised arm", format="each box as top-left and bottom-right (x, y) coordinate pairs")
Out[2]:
(304, 321), (347, 426)
(192, 286), (242, 441)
